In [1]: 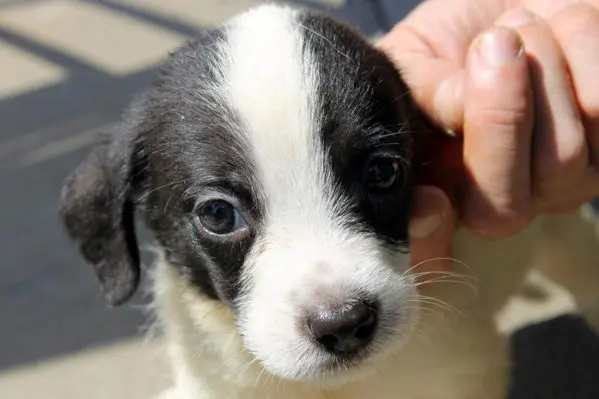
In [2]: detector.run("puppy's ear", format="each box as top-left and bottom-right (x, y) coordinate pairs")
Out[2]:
(59, 124), (145, 307)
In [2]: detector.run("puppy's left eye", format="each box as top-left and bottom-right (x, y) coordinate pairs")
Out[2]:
(195, 200), (247, 236)
(364, 151), (405, 192)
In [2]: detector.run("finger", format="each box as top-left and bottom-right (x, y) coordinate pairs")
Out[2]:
(550, 4), (599, 173)
(377, 27), (465, 135)
(377, 0), (514, 134)
(461, 27), (534, 237)
(521, 0), (580, 18)
(497, 9), (589, 207)
(409, 186), (456, 284)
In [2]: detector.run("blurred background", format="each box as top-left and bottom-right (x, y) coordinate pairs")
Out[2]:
(0, 1), (597, 398)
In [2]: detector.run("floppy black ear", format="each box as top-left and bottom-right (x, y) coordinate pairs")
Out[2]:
(59, 124), (144, 307)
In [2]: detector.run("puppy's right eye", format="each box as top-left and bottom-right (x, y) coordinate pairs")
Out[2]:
(195, 200), (247, 236)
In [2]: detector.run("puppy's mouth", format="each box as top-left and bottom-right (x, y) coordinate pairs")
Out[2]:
(272, 349), (373, 383)
(280, 328), (397, 385)
(307, 353), (371, 381)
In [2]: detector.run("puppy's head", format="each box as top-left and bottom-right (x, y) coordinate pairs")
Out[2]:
(60, 4), (435, 386)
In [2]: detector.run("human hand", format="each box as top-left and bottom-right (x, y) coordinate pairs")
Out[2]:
(378, 1), (599, 269)
(408, 186), (456, 281)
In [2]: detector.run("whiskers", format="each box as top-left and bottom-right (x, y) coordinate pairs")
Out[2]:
(401, 257), (479, 293)
(399, 257), (480, 332)
(408, 294), (462, 317)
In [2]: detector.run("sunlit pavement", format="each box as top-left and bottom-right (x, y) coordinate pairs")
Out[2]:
(0, 1), (597, 398)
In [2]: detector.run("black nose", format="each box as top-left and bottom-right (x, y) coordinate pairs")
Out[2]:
(307, 301), (378, 354)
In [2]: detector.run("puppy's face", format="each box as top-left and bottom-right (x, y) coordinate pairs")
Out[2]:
(60, 5), (431, 385)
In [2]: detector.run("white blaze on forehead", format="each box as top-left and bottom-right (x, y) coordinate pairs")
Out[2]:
(224, 8), (417, 380)
(225, 5), (343, 230)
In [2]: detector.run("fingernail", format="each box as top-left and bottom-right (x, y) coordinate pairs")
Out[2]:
(409, 189), (444, 238)
(496, 8), (540, 28)
(434, 73), (464, 133)
(444, 128), (458, 137)
(477, 28), (524, 68)
(409, 214), (442, 238)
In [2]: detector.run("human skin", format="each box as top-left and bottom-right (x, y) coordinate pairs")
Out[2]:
(378, 1), (599, 268)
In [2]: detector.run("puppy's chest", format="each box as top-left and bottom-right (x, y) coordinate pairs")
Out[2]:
(326, 368), (476, 399)
(222, 361), (483, 399)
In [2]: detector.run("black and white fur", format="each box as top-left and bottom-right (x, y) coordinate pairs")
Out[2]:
(59, 4), (599, 399)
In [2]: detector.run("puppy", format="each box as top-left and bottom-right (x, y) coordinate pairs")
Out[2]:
(58, 4), (599, 399)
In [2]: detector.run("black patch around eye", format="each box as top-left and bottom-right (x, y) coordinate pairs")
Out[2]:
(186, 228), (255, 303)
(136, 25), (264, 306)
(298, 11), (414, 248)
(148, 189), (257, 305)
(360, 152), (412, 249)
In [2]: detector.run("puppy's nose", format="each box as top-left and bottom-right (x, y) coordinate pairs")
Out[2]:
(307, 301), (378, 354)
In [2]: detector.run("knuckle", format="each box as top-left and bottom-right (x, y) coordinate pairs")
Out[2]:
(578, 91), (599, 119)
(500, 214), (532, 236)
(465, 196), (532, 238)
(535, 122), (588, 178)
(550, 5), (599, 117)
(546, 201), (583, 214)
(467, 214), (530, 238)
(535, 174), (599, 213)
(536, 140), (588, 179)
(496, 205), (533, 234)
(477, 106), (529, 132)
(536, 192), (585, 214)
